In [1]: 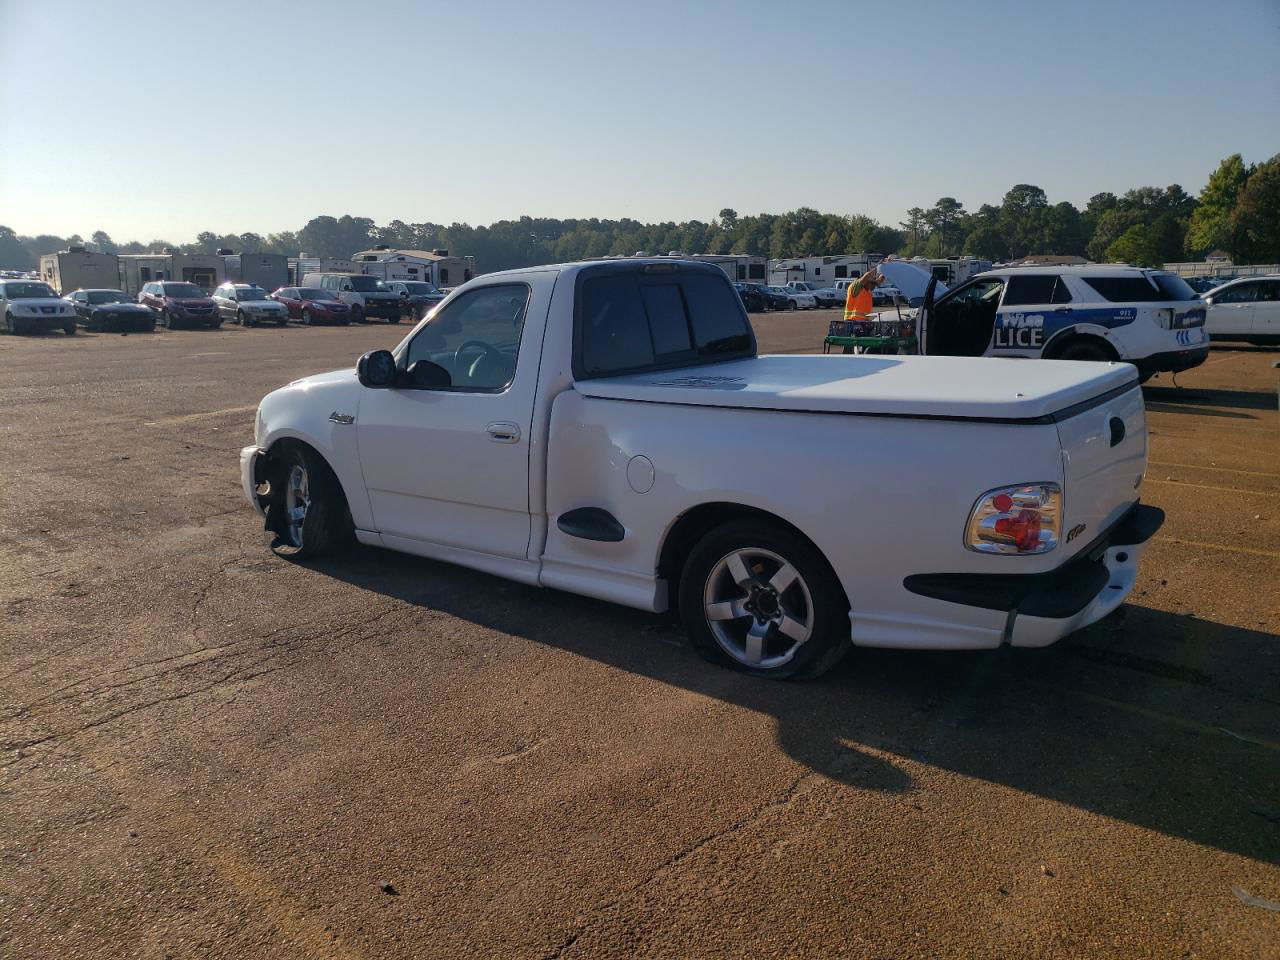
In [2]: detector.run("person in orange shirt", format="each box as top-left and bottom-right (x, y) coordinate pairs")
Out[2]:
(843, 267), (884, 325)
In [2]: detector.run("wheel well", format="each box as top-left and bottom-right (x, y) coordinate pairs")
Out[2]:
(657, 502), (846, 607)
(1042, 331), (1119, 361)
(262, 438), (350, 509)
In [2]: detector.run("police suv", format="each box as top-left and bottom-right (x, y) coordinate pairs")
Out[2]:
(916, 265), (1207, 380)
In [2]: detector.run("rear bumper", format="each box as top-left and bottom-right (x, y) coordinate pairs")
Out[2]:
(1134, 345), (1209, 376)
(895, 503), (1164, 649)
(362, 300), (402, 319)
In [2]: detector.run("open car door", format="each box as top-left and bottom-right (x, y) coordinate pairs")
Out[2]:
(917, 276), (938, 355)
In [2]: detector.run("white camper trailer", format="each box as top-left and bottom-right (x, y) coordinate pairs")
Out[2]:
(767, 255), (882, 287)
(118, 254), (224, 296)
(675, 253), (767, 283)
(351, 247), (475, 289)
(40, 249), (120, 294)
(289, 258), (357, 286)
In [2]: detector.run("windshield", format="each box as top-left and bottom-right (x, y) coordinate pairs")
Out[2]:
(237, 287), (269, 301)
(162, 283), (205, 298)
(3, 282), (57, 298)
(347, 276), (388, 293)
(88, 291), (130, 304)
(298, 288), (331, 300)
(400, 282), (439, 295)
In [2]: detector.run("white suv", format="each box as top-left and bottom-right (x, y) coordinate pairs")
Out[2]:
(1, 279), (77, 335)
(918, 265), (1208, 380)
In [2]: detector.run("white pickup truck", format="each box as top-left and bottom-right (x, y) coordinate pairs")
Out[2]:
(241, 259), (1162, 679)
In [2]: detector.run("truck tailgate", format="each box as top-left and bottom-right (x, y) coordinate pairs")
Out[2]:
(1055, 383), (1148, 558)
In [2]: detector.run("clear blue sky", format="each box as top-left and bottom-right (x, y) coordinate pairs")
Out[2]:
(2, 0), (1277, 242)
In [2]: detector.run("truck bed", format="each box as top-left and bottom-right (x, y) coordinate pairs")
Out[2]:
(575, 354), (1138, 422)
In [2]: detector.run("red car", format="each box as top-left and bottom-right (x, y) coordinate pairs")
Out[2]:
(138, 281), (221, 329)
(270, 287), (352, 326)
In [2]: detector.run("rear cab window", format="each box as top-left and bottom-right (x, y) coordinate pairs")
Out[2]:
(574, 264), (756, 380)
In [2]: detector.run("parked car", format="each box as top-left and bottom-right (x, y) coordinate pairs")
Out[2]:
(1201, 275), (1280, 344)
(1182, 276), (1218, 294)
(871, 284), (904, 305)
(766, 285), (816, 310)
(241, 258), (1161, 680)
(783, 281), (841, 308)
(733, 282), (768, 312)
(270, 287), (352, 325)
(139, 281), (220, 329)
(1, 279), (77, 335)
(212, 283), (290, 326)
(742, 282), (788, 311)
(915, 265), (1208, 380)
(386, 280), (446, 320)
(65, 288), (155, 331)
(299, 273), (402, 323)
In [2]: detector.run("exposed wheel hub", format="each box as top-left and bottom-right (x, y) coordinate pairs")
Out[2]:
(745, 586), (780, 621)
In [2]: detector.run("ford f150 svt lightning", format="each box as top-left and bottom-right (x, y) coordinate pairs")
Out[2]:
(241, 259), (1162, 679)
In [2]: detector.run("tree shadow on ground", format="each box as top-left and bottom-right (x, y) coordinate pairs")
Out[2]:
(311, 545), (1280, 865)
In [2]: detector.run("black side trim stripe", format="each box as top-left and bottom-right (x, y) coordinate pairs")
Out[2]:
(582, 378), (1140, 426)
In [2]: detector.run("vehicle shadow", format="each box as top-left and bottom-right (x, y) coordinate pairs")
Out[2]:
(1143, 384), (1278, 412)
(309, 545), (1280, 865)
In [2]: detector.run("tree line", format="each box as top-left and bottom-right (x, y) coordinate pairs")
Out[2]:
(3, 153), (1276, 275)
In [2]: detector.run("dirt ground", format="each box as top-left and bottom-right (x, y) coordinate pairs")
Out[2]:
(1, 311), (1277, 959)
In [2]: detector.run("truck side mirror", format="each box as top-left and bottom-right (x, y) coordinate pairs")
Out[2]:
(357, 350), (397, 388)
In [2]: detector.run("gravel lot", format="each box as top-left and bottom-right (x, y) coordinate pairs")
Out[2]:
(1, 313), (1278, 959)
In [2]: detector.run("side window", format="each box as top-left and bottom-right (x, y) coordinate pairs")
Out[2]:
(439, 268), (450, 286)
(1215, 283), (1258, 304)
(1259, 280), (1280, 302)
(944, 278), (1005, 305)
(835, 265), (848, 278)
(1051, 276), (1072, 303)
(1002, 275), (1057, 306)
(403, 283), (529, 391)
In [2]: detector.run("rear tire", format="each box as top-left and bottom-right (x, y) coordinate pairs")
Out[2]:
(266, 443), (353, 560)
(678, 519), (850, 680)
(1056, 340), (1114, 363)
(63, 321), (76, 335)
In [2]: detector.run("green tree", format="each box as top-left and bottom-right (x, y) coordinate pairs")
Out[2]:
(1186, 154), (1251, 258)
(0, 226), (36, 269)
(923, 197), (965, 256)
(1231, 154), (1280, 262)
(999, 184), (1048, 256)
(1106, 224), (1161, 266)
(963, 224), (1009, 261)
(90, 230), (116, 254)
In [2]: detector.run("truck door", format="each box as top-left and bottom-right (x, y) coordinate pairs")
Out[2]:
(355, 278), (551, 559)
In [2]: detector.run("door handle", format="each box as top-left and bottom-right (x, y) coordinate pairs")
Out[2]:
(486, 421), (520, 443)
(1054, 307), (1073, 313)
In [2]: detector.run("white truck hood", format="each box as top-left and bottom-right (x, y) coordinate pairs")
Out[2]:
(576, 354), (1137, 421)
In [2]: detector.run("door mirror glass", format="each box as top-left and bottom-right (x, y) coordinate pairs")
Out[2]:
(357, 349), (398, 388)
(405, 359), (452, 389)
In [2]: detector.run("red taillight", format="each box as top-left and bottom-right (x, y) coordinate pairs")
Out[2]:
(995, 509), (1042, 552)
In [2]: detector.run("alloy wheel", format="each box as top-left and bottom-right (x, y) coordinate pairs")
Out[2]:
(702, 547), (813, 668)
